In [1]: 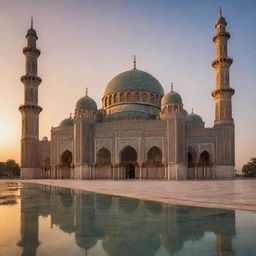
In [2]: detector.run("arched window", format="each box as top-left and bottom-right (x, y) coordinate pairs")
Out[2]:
(120, 93), (125, 102)
(61, 150), (72, 167)
(200, 151), (210, 165)
(188, 146), (197, 167)
(147, 146), (162, 164)
(96, 148), (111, 165)
(127, 93), (131, 101)
(150, 94), (154, 104)
(156, 95), (160, 105)
(142, 93), (147, 102)
(113, 94), (118, 103)
(120, 146), (137, 162)
(134, 92), (140, 101)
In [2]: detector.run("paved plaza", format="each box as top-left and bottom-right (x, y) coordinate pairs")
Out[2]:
(1, 179), (256, 211)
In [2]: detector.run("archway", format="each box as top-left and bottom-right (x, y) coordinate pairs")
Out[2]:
(126, 164), (135, 179)
(200, 151), (210, 165)
(95, 148), (112, 179)
(187, 146), (197, 179)
(42, 157), (50, 179)
(60, 150), (72, 179)
(120, 146), (138, 179)
(199, 151), (211, 179)
(146, 146), (164, 179)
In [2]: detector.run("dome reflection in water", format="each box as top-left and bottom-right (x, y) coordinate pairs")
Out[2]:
(1, 183), (254, 255)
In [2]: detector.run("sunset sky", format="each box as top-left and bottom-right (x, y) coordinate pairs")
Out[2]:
(0, 0), (255, 170)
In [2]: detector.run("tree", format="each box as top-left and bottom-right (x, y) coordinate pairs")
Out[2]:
(0, 162), (4, 176)
(242, 157), (256, 177)
(0, 160), (20, 178)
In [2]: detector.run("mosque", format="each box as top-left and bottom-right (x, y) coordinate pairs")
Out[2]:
(19, 9), (235, 180)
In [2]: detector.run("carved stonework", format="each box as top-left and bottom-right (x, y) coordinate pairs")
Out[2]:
(115, 138), (140, 163)
(94, 139), (113, 155)
(145, 137), (164, 160)
(58, 142), (73, 164)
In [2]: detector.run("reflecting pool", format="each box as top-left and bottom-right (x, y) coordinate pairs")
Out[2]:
(0, 183), (256, 256)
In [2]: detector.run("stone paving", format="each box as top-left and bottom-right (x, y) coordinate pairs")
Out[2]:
(1, 179), (256, 211)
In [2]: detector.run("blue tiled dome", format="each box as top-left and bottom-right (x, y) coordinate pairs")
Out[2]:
(187, 112), (203, 122)
(60, 117), (74, 127)
(76, 95), (97, 110)
(161, 91), (182, 105)
(104, 69), (164, 96)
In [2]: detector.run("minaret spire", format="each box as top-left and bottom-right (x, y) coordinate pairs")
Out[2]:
(86, 87), (88, 96)
(31, 15), (33, 28)
(219, 6), (222, 17)
(133, 55), (137, 70)
(212, 9), (234, 126)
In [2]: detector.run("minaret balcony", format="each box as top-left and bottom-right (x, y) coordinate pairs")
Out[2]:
(212, 32), (230, 42)
(19, 104), (42, 113)
(23, 47), (40, 56)
(212, 57), (233, 68)
(21, 75), (42, 83)
(211, 88), (235, 98)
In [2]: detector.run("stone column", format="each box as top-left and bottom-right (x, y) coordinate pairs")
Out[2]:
(164, 164), (167, 180)
(139, 164), (142, 180)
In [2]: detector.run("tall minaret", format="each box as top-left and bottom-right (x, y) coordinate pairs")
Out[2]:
(212, 8), (235, 127)
(19, 18), (42, 179)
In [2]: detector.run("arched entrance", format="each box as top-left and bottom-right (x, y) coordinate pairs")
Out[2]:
(120, 146), (138, 179)
(95, 148), (112, 179)
(125, 164), (135, 178)
(199, 151), (211, 179)
(42, 157), (50, 179)
(187, 146), (197, 179)
(60, 150), (72, 179)
(146, 146), (164, 179)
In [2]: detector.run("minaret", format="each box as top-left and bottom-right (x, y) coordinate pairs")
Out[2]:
(212, 8), (235, 127)
(19, 18), (42, 179)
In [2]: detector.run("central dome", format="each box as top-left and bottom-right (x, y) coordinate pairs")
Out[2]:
(104, 69), (164, 96)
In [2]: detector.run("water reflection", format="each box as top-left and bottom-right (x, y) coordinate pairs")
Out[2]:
(6, 183), (239, 256)
(0, 183), (20, 205)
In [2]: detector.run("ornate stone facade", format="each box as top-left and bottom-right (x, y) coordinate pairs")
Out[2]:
(20, 10), (235, 180)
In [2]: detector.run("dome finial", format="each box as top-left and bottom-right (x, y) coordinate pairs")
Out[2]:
(85, 87), (88, 96)
(31, 15), (33, 28)
(192, 108), (194, 113)
(133, 55), (137, 70)
(171, 82), (173, 92)
(219, 6), (222, 17)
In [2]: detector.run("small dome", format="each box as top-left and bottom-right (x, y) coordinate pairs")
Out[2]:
(161, 91), (182, 105)
(76, 95), (97, 110)
(26, 27), (38, 38)
(104, 69), (164, 96)
(60, 117), (74, 127)
(187, 112), (203, 122)
(216, 8), (227, 26)
(42, 136), (48, 142)
(216, 16), (226, 25)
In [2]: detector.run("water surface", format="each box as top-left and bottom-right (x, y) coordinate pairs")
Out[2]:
(0, 183), (255, 256)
